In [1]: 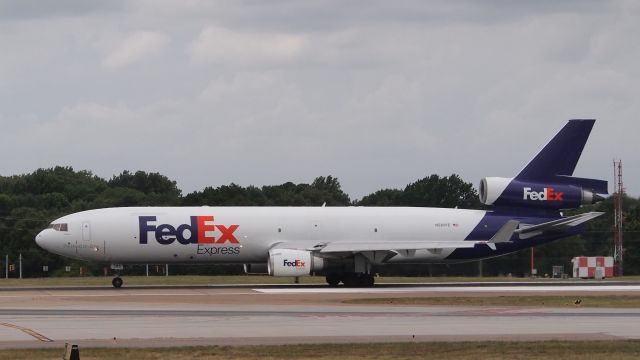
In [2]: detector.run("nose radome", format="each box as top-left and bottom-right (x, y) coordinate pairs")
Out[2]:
(35, 230), (49, 250)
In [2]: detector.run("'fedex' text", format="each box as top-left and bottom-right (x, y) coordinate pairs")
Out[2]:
(138, 216), (239, 245)
(283, 259), (305, 267)
(523, 187), (564, 201)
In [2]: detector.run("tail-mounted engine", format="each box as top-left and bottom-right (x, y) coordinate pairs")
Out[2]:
(479, 177), (604, 210)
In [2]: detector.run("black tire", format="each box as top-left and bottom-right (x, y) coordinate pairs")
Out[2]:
(326, 273), (341, 286)
(362, 274), (375, 287)
(112, 277), (123, 288)
(342, 273), (357, 287)
(345, 273), (374, 287)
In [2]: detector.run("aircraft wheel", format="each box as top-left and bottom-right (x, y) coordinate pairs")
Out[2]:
(326, 273), (341, 286)
(362, 274), (375, 287)
(342, 273), (358, 287)
(112, 277), (123, 288)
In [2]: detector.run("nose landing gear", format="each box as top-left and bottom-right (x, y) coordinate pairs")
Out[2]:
(110, 264), (124, 288)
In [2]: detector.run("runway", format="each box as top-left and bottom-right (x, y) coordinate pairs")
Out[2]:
(1, 283), (639, 348)
(255, 284), (640, 294)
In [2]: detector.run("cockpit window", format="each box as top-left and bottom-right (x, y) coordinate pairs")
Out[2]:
(48, 223), (68, 232)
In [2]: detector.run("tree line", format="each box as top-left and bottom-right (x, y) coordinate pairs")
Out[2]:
(0, 166), (637, 277)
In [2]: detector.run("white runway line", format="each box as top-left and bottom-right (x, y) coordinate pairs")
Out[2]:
(254, 285), (640, 294)
(0, 292), (255, 299)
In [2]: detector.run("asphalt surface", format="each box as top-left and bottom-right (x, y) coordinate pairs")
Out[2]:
(1, 283), (640, 348)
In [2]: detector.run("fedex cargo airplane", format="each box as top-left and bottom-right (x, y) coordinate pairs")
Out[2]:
(36, 120), (607, 287)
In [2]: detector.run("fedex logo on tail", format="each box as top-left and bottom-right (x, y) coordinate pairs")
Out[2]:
(523, 187), (564, 201)
(139, 216), (239, 245)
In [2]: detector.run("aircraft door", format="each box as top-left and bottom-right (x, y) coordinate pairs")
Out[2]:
(77, 222), (104, 261)
(82, 222), (91, 241)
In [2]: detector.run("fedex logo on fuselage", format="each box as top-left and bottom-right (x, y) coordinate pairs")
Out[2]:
(283, 259), (305, 267)
(523, 187), (564, 201)
(138, 216), (239, 245)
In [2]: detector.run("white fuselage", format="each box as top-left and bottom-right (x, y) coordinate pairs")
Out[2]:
(36, 206), (487, 264)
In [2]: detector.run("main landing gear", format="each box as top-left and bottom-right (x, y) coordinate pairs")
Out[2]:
(325, 272), (375, 287)
(112, 276), (123, 288)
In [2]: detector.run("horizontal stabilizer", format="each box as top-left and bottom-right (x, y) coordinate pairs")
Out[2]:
(516, 211), (604, 239)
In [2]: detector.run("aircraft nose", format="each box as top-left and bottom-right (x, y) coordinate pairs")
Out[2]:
(35, 229), (51, 250)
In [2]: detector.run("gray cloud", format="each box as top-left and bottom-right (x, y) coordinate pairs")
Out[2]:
(0, 0), (637, 199)
(0, 0), (123, 20)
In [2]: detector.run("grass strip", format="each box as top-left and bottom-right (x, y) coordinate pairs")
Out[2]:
(0, 275), (328, 287)
(2, 341), (640, 360)
(2, 275), (639, 288)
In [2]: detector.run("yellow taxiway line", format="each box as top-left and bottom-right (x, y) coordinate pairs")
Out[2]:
(0, 322), (53, 342)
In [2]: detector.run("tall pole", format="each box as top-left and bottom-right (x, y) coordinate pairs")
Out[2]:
(146, 264), (149, 277)
(165, 264), (169, 277)
(613, 160), (624, 276)
(19, 253), (22, 279)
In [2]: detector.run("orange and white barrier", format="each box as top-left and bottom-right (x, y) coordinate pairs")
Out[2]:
(571, 256), (613, 278)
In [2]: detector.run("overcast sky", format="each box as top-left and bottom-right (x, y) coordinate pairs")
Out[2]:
(0, 0), (637, 199)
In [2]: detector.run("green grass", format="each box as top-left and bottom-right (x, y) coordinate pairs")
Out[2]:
(0, 275), (324, 287)
(3, 341), (640, 360)
(345, 295), (640, 308)
(1, 275), (639, 288)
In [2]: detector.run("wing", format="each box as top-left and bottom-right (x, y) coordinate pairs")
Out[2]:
(314, 220), (520, 254)
(311, 240), (479, 264)
(318, 240), (478, 253)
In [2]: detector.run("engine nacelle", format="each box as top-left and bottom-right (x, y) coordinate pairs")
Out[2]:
(479, 177), (602, 210)
(268, 249), (325, 277)
(479, 177), (513, 205)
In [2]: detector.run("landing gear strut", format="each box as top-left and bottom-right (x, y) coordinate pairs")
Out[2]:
(112, 276), (123, 288)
